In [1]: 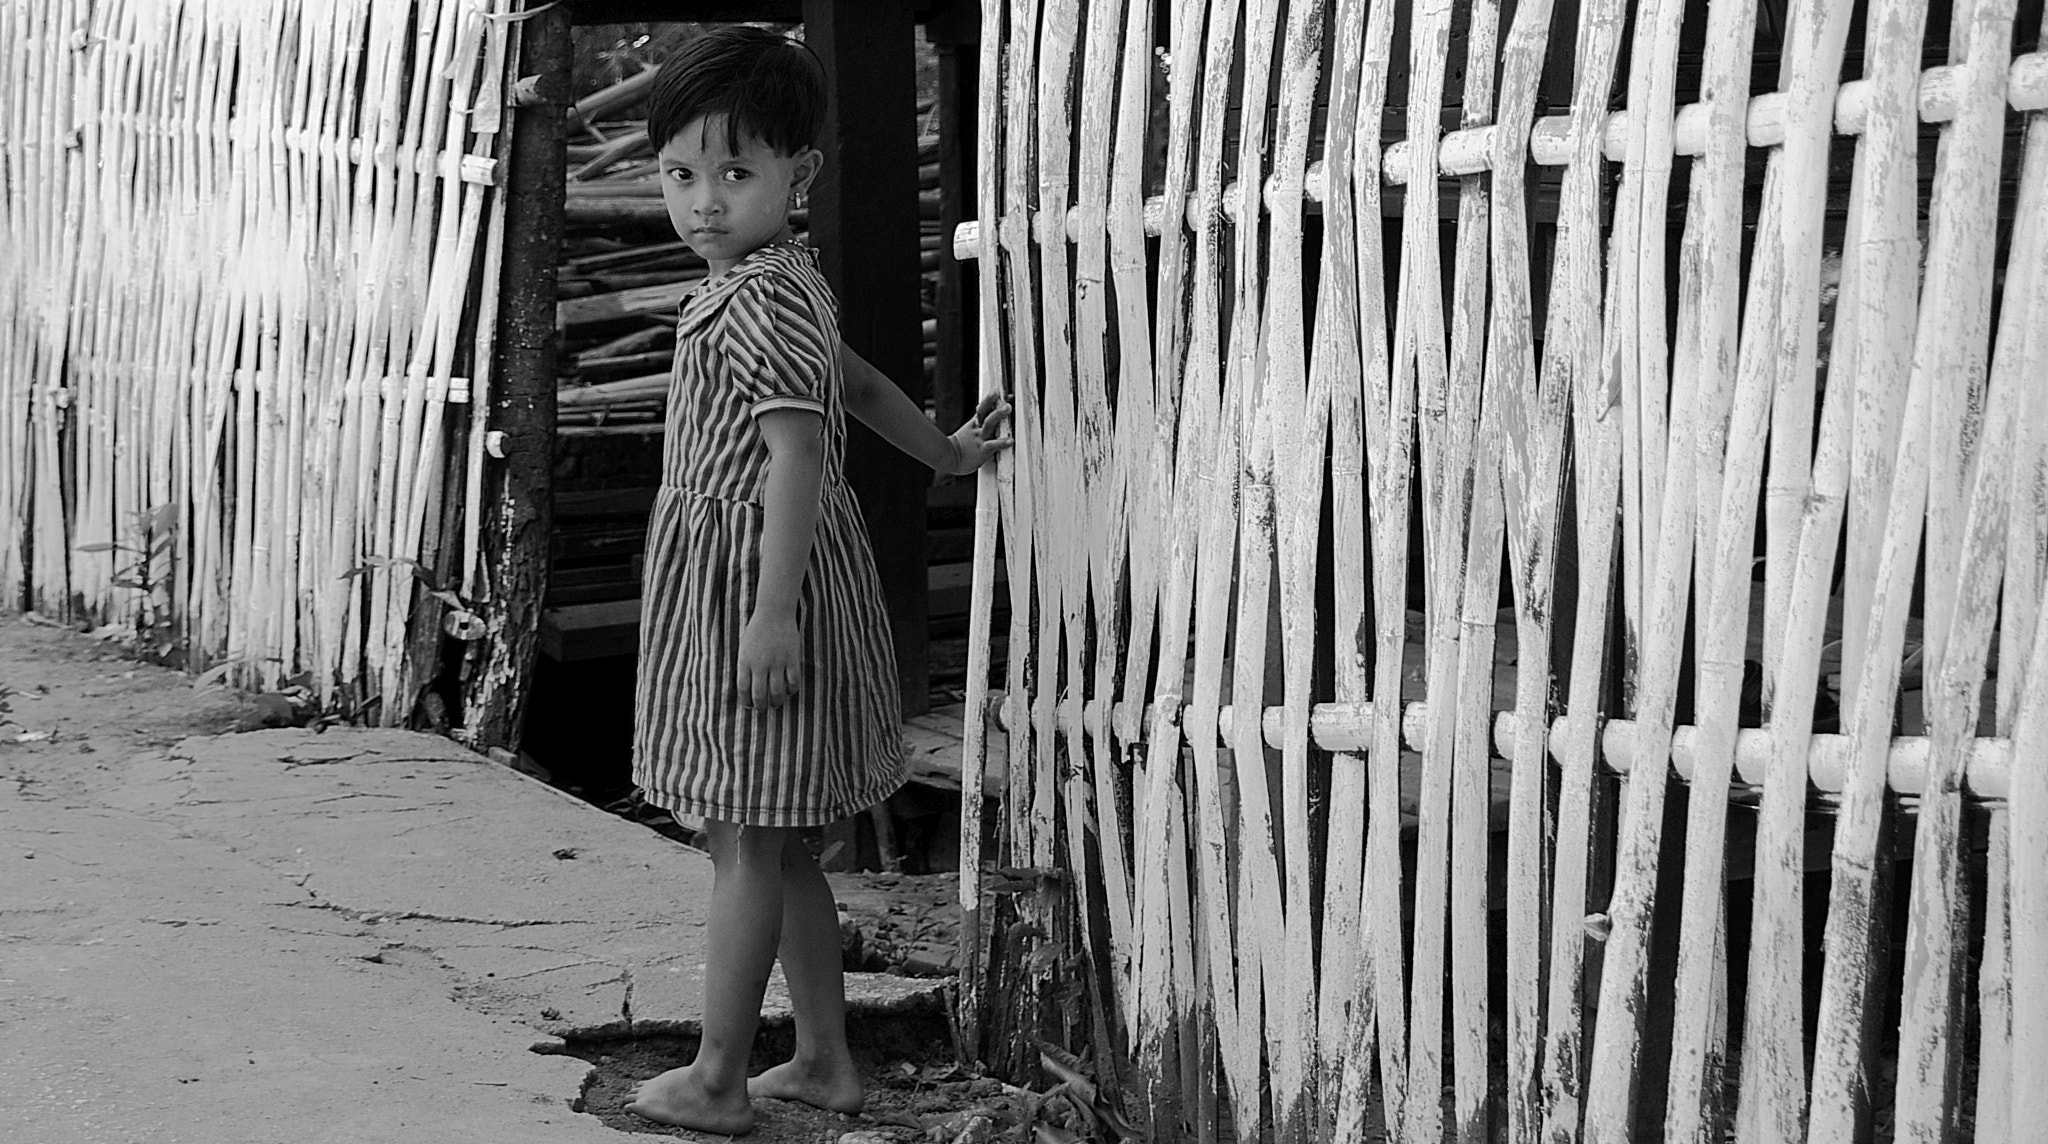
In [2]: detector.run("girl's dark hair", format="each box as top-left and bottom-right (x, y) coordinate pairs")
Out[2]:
(644, 26), (826, 157)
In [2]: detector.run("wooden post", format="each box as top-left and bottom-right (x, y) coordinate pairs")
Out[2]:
(464, 1), (566, 751)
(928, 6), (979, 435)
(804, 0), (931, 717)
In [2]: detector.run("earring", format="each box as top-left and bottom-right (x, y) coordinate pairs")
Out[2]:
(792, 190), (808, 212)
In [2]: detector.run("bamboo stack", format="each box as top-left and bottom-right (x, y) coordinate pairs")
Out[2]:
(955, 0), (2048, 1140)
(0, 0), (523, 720)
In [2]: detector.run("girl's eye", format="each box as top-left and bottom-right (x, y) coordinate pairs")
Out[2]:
(666, 168), (691, 182)
(723, 168), (750, 183)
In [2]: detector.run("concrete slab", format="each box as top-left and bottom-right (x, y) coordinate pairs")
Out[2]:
(0, 620), (942, 1144)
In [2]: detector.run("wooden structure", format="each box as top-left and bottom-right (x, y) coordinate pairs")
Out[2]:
(957, 0), (2047, 1141)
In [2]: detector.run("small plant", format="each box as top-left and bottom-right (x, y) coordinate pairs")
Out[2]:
(76, 502), (181, 661)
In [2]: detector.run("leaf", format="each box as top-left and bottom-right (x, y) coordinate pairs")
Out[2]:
(75, 542), (123, 554)
(193, 659), (247, 689)
(1032, 1125), (1083, 1144)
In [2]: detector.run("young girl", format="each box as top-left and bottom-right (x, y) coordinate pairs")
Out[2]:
(622, 27), (1010, 1136)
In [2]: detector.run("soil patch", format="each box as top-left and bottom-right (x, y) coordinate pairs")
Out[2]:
(540, 1011), (1032, 1143)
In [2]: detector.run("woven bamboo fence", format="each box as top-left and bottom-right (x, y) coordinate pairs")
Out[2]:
(956, 0), (2047, 1139)
(1, 0), (522, 718)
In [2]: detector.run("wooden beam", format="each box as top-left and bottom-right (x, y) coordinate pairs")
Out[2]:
(464, 3), (568, 751)
(932, 35), (977, 432)
(804, 0), (931, 717)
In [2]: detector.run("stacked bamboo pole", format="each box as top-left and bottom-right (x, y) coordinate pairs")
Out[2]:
(1, 0), (521, 716)
(956, 0), (2046, 1140)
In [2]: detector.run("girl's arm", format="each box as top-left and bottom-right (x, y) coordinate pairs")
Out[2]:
(839, 341), (1012, 474)
(740, 408), (827, 710)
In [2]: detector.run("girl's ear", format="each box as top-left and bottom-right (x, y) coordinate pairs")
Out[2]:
(790, 147), (824, 196)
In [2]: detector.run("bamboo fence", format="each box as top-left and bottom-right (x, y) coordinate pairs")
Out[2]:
(956, 0), (2048, 1140)
(1, 0), (523, 719)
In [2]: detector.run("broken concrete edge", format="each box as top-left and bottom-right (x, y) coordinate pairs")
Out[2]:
(530, 977), (952, 1052)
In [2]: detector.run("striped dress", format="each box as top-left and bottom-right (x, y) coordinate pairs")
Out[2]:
(631, 239), (904, 827)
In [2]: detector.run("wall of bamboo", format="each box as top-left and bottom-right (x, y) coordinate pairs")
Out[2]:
(956, 0), (2047, 1140)
(1, 0), (521, 719)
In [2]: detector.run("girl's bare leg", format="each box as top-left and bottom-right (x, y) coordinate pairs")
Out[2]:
(627, 820), (788, 1133)
(748, 829), (865, 1113)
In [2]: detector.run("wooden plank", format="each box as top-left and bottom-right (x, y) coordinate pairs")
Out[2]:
(805, 0), (931, 718)
(464, 0), (564, 751)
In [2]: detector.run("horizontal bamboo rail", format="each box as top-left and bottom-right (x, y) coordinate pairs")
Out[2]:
(950, 49), (2048, 259)
(981, 691), (2016, 798)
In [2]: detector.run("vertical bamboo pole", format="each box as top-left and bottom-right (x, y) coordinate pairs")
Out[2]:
(1128, 0), (1213, 1129)
(1343, 0), (1407, 1132)
(1727, 6), (1855, 1137)
(1657, 0), (1760, 1138)
(1100, 0), (1157, 1061)
(1397, 0), (1460, 1133)
(1177, 0), (1260, 1126)
(1890, 1), (2017, 1134)
(1255, 0), (1328, 1132)
(1442, 6), (1501, 1137)
(2007, 596), (2048, 1138)
(1578, 0), (1704, 1130)
(1311, 0), (1375, 1136)
(1068, 0), (1135, 1051)
(1798, 1), (1929, 1139)
(989, 0), (1045, 1081)
(1536, 2), (1629, 1138)
(1485, 0), (1563, 1138)
(957, 0), (1008, 1073)
(1025, 0), (1097, 1067)
(1989, 111), (2048, 1144)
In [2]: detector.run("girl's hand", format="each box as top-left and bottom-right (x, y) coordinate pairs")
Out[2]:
(737, 611), (803, 709)
(944, 393), (1015, 476)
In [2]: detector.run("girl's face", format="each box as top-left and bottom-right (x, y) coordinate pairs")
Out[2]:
(657, 115), (821, 276)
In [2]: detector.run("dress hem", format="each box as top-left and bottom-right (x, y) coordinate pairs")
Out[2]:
(638, 773), (906, 829)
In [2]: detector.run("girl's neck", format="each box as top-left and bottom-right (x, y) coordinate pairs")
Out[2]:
(706, 225), (799, 280)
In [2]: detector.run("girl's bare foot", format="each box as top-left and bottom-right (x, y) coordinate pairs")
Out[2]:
(626, 1063), (756, 1134)
(747, 1056), (865, 1114)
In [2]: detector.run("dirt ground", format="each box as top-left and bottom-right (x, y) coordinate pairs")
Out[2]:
(0, 616), (1104, 1144)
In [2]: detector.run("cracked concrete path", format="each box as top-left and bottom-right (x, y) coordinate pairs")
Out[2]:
(0, 619), (939, 1143)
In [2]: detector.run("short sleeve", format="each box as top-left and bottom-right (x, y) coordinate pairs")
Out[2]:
(724, 273), (832, 418)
